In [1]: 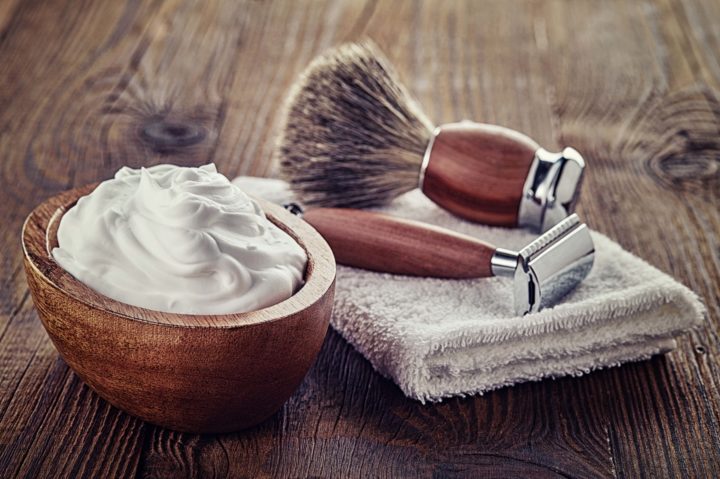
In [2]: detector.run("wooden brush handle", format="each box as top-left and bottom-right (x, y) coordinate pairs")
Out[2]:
(302, 208), (495, 278)
(422, 122), (539, 226)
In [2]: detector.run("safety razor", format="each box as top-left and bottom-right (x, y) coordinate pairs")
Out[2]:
(490, 214), (594, 314)
(287, 204), (595, 315)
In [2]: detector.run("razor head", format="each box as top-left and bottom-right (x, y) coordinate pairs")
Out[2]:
(518, 147), (585, 233)
(513, 214), (594, 315)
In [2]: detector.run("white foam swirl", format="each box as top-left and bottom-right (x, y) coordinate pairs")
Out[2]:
(52, 164), (307, 314)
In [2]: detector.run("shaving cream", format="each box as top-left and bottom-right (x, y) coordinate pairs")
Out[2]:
(52, 164), (307, 315)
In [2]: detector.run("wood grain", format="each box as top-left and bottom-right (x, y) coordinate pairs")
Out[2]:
(1, 0), (719, 477)
(302, 207), (496, 278)
(423, 122), (539, 226)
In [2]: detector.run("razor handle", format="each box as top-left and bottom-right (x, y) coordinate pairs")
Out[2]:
(300, 207), (595, 315)
(302, 208), (496, 278)
(420, 122), (585, 232)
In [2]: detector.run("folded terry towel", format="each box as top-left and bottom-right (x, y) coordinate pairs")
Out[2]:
(233, 176), (706, 402)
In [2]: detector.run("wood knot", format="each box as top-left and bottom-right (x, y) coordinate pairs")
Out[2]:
(140, 120), (206, 152)
(635, 87), (720, 193)
(653, 152), (718, 182)
(645, 126), (720, 191)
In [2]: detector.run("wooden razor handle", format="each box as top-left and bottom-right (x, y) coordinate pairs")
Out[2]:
(302, 208), (496, 278)
(422, 122), (539, 226)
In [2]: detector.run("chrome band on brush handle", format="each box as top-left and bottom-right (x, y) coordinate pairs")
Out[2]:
(417, 126), (441, 192)
(518, 148), (585, 233)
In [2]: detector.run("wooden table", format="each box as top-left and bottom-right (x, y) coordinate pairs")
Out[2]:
(1, 1), (719, 477)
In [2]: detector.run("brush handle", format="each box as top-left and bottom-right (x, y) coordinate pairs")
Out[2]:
(421, 122), (539, 226)
(302, 208), (496, 278)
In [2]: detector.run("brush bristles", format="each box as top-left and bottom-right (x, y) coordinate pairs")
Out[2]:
(275, 41), (434, 208)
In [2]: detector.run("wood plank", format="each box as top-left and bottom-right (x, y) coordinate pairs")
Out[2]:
(0, 0), (718, 478)
(0, 0), (164, 477)
(539, 0), (720, 476)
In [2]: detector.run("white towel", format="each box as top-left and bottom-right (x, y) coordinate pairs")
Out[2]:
(233, 176), (706, 402)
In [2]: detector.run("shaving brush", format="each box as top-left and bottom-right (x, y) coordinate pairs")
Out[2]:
(275, 41), (585, 232)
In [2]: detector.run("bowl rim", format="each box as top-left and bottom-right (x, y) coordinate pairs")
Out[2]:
(22, 183), (336, 329)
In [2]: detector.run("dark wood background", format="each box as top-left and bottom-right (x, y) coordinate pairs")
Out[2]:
(1, 0), (719, 477)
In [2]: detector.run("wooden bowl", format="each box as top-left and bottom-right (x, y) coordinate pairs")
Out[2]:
(22, 184), (336, 434)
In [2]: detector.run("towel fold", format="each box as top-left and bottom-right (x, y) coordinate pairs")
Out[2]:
(234, 176), (706, 402)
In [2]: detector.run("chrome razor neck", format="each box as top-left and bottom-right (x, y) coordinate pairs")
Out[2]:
(490, 248), (519, 278)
